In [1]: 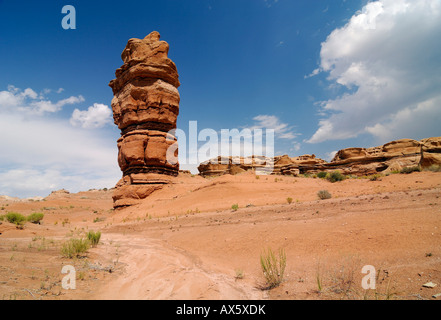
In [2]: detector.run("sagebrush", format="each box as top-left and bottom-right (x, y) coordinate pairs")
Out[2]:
(317, 190), (332, 200)
(327, 171), (346, 183)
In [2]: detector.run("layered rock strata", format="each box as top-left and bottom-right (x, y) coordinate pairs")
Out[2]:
(197, 137), (441, 177)
(110, 32), (180, 208)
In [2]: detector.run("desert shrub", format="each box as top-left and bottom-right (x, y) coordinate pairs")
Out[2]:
(231, 204), (239, 211)
(327, 171), (346, 183)
(260, 247), (286, 289)
(317, 171), (328, 179)
(27, 212), (44, 224)
(61, 238), (90, 259)
(286, 197), (293, 204)
(400, 166), (421, 174)
(235, 269), (244, 280)
(87, 230), (101, 247)
(368, 174), (382, 181)
(6, 212), (26, 227)
(317, 190), (332, 200)
(425, 164), (441, 172)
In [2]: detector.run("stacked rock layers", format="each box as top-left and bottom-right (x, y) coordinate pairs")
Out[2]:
(198, 137), (441, 177)
(109, 32), (180, 208)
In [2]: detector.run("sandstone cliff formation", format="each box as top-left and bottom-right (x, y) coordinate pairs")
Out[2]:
(197, 137), (441, 177)
(109, 32), (180, 208)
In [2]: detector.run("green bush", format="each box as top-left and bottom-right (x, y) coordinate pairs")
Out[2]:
(317, 190), (332, 200)
(425, 164), (441, 172)
(61, 238), (90, 259)
(286, 197), (293, 204)
(6, 212), (26, 227)
(260, 247), (286, 289)
(231, 204), (239, 211)
(327, 171), (346, 183)
(27, 212), (44, 224)
(317, 171), (328, 179)
(87, 230), (101, 247)
(400, 166), (421, 174)
(368, 174), (382, 181)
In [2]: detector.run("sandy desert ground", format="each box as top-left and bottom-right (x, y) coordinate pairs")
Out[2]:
(0, 170), (440, 300)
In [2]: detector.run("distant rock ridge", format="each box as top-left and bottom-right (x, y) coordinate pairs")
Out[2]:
(109, 31), (180, 208)
(197, 137), (441, 177)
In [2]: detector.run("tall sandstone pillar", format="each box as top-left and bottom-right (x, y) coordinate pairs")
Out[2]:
(109, 31), (180, 208)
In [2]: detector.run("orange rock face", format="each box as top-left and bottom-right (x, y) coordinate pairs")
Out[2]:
(109, 32), (180, 208)
(197, 137), (441, 177)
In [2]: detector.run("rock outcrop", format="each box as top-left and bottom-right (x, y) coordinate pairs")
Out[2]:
(110, 32), (180, 208)
(322, 138), (423, 176)
(420, 137), (441, 168)
(198, 156), (274, 177)
(197, 137), (441, 177)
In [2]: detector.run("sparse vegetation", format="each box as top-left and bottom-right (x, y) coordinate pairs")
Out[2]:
(61, 238), (90, 259)
(93, 217), (105, 223)
(62, 218), (70, 227)
(327, 171), (346, 183)
(87, 230), (101, 247)
(286, 197), (293, 204)
(6, 212), (26, 228)
(27, 212), (44, 224)
(368, 174), (382, 181)
(231, 204), (239, 211)
(235, 269), (244, 280)
(317, 171), (328, 179)
(425, 164), (441, 172)
(400, 166), (421, 174)
(316, 265), (324, 292)
(317, 190), (332, 200)
(260, 247), (286, 289)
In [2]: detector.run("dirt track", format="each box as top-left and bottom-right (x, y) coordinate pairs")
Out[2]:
(1, 171), (440, 300)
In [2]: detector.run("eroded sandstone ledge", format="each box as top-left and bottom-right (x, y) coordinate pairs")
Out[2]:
(197, 137), (441, 177)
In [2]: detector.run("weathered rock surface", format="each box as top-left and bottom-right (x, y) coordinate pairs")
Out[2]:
(420, 137), (441, 168)
(198, 156), (275, 177)
(110, 32), (180, 208)
(197, 137), (441, 177)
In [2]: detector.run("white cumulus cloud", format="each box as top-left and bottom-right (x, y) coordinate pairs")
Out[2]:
(0, 85), (84, 115)
(250, 115), (298, 140)
(308, 0), (441, 144)
(70, 103), (113, 129)
(0, 85), (120, 198)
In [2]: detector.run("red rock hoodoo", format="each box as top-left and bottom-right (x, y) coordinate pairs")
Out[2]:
(109, 31), (180, 208)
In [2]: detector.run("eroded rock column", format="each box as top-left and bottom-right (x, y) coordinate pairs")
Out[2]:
(109, 31), (180, 208)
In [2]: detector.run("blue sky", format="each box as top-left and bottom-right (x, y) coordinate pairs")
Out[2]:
(1, 0), (440, 198)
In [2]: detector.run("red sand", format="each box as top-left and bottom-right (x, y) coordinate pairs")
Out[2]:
(1, 171), (440, 300)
